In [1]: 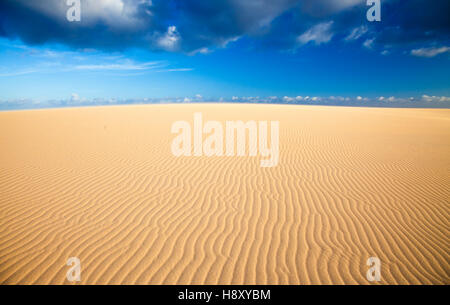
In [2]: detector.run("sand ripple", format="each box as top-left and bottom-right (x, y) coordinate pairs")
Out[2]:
(0, 105), (449, 284)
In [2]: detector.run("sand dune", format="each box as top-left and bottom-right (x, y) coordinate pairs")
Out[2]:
(0, 104), (449, 285)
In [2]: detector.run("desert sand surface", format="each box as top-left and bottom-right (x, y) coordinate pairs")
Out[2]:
(0, 104), (449, 285)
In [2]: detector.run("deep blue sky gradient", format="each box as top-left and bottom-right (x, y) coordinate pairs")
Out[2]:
(0, 0), (449, 108)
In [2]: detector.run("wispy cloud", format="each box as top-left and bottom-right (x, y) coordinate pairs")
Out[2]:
(345, 26), (368, 41)
(0, 56), (192, 77)
(411, 46), (450, 58)
(363, 38), (375, 49)
(73, 60), (164, 71)
(156, 68), (194, 73)
(297, 22), (334, 46)
(0, 69), (38, 77)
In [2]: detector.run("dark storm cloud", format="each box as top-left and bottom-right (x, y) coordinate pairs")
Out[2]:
(0, 0), (160, 50)
(0, 0), (299, 52)
(373, 0), (450, 47)
(0, 0), (448, 53)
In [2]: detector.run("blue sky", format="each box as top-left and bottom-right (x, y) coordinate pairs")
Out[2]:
(0, 0), (449, 109)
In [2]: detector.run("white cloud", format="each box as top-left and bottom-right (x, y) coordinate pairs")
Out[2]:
(387, 96), (396, 102)
(363, 38), (375, 49)
(298, 21), (334, 45)
(74, 60), (163, 71)
(3, 94), (450, 111)
(22, 0), (146, 28)
(0, 69), (38, 77)
(421, 95), (450, 103)
(70, 93), (80, 102)
(189, 47), (211, 56)
(411, 46), (450, 58)
(345, 26), (368, 41)
(157, 26), (180, 51)
(156, 68), (193, 72)
(0, 55), (190, 77)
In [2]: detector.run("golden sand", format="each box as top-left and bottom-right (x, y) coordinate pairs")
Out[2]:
(0, 104), (449, 284)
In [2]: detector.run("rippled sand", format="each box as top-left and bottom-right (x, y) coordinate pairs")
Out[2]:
(0, 104), (448, 284)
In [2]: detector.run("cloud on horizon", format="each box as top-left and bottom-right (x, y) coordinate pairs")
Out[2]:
(2, 94), (450, 111)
